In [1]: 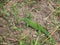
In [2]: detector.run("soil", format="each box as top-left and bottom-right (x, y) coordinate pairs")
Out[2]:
(0, 0), (60, 45)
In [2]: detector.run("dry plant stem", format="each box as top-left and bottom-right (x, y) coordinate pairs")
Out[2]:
(44, 6), (60, 21)
(42, 26), (59, 44)
(21, 34), (28, 39)
(35, 36), (39, 45)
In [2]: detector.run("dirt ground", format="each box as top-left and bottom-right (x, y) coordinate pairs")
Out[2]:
(0, 0), (60, 45)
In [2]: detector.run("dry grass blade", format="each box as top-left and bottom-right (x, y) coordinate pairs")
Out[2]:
(42, 26), (59, 44)
(35, 36), (39, 45)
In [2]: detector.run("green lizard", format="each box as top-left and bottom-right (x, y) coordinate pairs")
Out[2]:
(21, 18), (55, 45)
